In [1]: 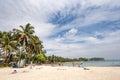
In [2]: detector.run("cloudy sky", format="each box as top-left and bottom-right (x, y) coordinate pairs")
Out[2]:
(0, 0), (120, 59)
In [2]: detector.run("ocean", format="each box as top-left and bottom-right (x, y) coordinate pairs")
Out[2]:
(54, 60), (120, 67)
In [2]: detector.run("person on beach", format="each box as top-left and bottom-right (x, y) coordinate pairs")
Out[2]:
(12, 63), (18, 68)
(30, 61), (34, 69)
(72, 62), (76, 67)
(32, 64), (36, 69)
(58, 62), (61, 66)
(78, 64), (80, 67)
(11, 70), (17, 74)
(58, 62), (63, 66)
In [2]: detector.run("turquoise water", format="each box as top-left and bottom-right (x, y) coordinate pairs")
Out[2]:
(54, 60), (120, 67)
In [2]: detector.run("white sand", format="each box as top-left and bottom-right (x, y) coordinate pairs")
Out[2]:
(0, 66), (120, 80)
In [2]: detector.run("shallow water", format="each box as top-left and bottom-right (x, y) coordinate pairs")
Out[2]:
(54, 60), (120, 67)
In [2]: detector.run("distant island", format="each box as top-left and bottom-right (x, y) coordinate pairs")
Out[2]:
(47, 55), (105, 63)
(89, 57), (105, 61)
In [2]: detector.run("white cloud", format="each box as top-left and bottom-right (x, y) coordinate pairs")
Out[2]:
(44, 30), (120, 59)
(48, 0), (120, 36)
(67, 28), (78, 35)
(34, 22), (56, 39)
(80, 0), (120, 9)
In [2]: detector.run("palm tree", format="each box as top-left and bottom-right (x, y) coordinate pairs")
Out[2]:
(24, 35), (44, 64)
(15, 23), (35, 48)
(31, 36), (44, 63)
(0, 31), (18, 64)
(14, 23), (39, 66)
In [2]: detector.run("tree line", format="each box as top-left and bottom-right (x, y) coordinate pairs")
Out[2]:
(47, 55), (104, 63)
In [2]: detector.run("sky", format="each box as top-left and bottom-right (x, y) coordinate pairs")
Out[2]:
(0, 0), (120, 59)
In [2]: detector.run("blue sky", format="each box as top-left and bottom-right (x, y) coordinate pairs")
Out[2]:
(0, 0), (120, 59)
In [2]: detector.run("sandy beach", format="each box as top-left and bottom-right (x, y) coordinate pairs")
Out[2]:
(0, 66), (120, 80)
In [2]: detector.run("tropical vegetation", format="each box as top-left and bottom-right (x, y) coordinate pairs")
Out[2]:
(0, 23), (46, 67)
(47, 55), (104, 63)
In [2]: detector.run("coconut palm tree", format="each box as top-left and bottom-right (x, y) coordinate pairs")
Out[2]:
(31, 36), (44, 63)
(15, 23), (35, 47)
(13, 23), (36, 66)
(24, 35), (44, 64)
(14, 23), (45, 66)
(0, 31), (18, 64)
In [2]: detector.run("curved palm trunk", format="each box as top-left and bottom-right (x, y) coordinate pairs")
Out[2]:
(3, 50), (8, 64)
(28, 54), (31, 64)
(18, 39), (26, 68)
(6, 53), (11, 64)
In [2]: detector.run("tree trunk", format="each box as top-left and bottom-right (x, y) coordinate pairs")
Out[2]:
(3, 50), (8, 64)
(6, 53), (11, 64)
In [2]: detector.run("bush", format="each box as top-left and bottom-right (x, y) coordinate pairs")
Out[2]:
(36, 54), (46, 63)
